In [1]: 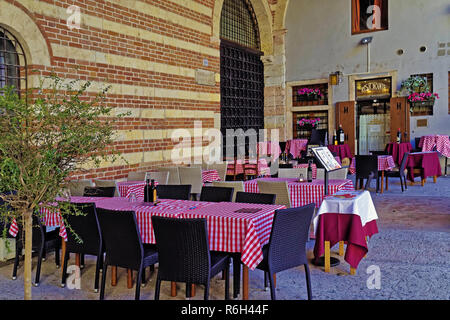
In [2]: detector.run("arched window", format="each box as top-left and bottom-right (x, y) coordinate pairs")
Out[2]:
(0, 26), (27, 94)
(220, 0), (260, 50)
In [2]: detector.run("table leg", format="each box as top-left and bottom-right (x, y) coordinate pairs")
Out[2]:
(243, 266), (249, 300)
(380, 171), (384, 193)
(75, 253), (80, 267)
(433, 175), (437, 183)
(127, 269), (133, 289)
(385, 174), (389, 191)
(421, 178), (425, 186)
(191, 284), (196, 297)
(350, 268), (356, 275)
(171, 282), (177, 297)
(324, 241), (330, 273)
(339, 241), (344, 256)
(111, 267), (117, 286)
(60, 239), (66, 274)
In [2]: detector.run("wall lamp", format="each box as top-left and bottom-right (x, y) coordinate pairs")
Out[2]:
(329, 71), (343, 86)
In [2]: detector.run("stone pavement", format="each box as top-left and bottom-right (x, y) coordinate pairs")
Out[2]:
(0, 175), (449, 300)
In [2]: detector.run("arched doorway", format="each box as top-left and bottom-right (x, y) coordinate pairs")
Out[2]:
(220, 0), (264, 158)
(0, 26), (27, 95)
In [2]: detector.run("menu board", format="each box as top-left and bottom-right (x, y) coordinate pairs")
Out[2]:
(311, 147), (342, 171)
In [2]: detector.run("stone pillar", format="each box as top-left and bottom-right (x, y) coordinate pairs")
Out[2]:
(262, 28), (288, 141)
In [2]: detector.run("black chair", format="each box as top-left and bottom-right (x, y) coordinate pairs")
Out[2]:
(385, 152), (409, 192)
(278, 163), (293, 169)
(256, 203), (315, 300)
(83, 186), (116, 197)
(12, 215), (61, 286)
(151, 216), (231, 300)
(156, 184), (191, 200)
(235, 192), (276, 205)
(309, 129), (327, 146)
(232, 191), (276, 297)
(199, 186), (234, 202)
(355, 155), (379, 192)
(97, 208), (158, 300)
(61, 203), (104, 292)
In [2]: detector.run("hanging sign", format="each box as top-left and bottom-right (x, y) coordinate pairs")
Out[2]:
(356, 77), (391, 100)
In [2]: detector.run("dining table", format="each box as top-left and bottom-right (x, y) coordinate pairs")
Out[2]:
(257, 141), (282, 157)
(327, 144), (353, 160)
(313, 190), (379, 275)
(243, 177), (355, 208)
(348, 155), (396, 193)
(9, 196), (284, 300)
(285, 139), (309, 159)
(419, 135), (450, 176)
(405, 151), (442, 185)
(293, 163), (318, 179)
(386, 142), (413, 165)
(226, 158), (271, 177)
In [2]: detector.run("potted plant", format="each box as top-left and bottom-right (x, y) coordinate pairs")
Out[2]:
(400, 76), (439, 112)
(297, 118), (320, 130)
(297, 88), (325, 102)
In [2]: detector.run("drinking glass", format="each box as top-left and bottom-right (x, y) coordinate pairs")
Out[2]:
(128, 192), (137, 203)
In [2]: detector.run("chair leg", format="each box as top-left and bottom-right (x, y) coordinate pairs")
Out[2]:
(80, 254), (85, 268)
(135, 268), (142, 300)
(264, 272), (269, 289)
(186, 282), (192, 298)
(233, 257), (241, 298)
(224, 263), (230, 300)
(268, 271), (276, 300)
(141, 267), (146, 286)
(61, 250), (70, 287)
(154, 278), (161, 300)
(12, 244), (20, 280)
(94, 253), (102, 292)
(304, 264), (312, 300)
(100, 263), (108, 300)
(54, 242), (60, 268)
(204, 283), (210, 301)
(400, 176), (404, 192)
(34, 242), (45, 286)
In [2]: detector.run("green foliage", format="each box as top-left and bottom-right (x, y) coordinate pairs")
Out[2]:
(400, 75), (430, 94)
(0, 73), (127, 238)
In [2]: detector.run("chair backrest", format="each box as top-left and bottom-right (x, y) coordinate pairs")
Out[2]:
(316, 168), (325, 180)
(278, 163), (293, 169)
(199, 186), (234, 202)
(207, 162), (228, 181)
(212, 181), (244, 202)
(93, 179), (120, 197)
(83, 186), (116, 197)
(67, 180), (94, 197)
(278, 168), (307, 179)
(179, 167), (203, 194)
(145, 171), (169, 185)
(355, 155), (378, 178)
(96, 208), (143, 270)
(328, 167), (348, 179)
(156, 184), (192, 200)
(235, 191), (276, 205)
(310, 129), (327, 145)
(257, 180), (291, 208)
(151, 216), (211, 284)
(127, 171), (146, 181)
(157, 167), (180, 185)
(399, 152), (409, 174)
(267, 204), (316, 273)
(65, 203), (101, 255)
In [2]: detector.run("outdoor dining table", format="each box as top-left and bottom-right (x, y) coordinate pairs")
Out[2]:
(293, 163), (318, 179)
(313, 190), (378, 275)
(243, 177), (355, 208)
(327, 144), (353, 160)
(419, 135), (450, 176)
(386, 142), (413, 165)
(348, 155), (396, 193)
(226, 158), (270, 176)
(285, 139), (309, 158)
(257, 141), (282, 157)
(405, 151), (442, 185)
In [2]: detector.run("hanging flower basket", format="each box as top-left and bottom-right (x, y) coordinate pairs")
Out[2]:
(400, 76), (439, 113)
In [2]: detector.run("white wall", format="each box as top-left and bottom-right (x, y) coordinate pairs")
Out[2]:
(285, 0), (450, 144)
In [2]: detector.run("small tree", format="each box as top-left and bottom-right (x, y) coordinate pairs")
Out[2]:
(0, 73), (125, 300)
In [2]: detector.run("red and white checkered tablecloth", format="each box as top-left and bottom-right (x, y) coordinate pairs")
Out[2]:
(419, 135), (450, 158)
(227, 159), (270, 176)
(202, 169), (221, 183)
(181, 202), (286, 270)
(293, 163), (318, 179)
(257, 141), (281, 157)
(244, 178), (354, 208)
(286, 139), (309, 158)
(117, 181), (149, 200)
(348, 155), (396, 175)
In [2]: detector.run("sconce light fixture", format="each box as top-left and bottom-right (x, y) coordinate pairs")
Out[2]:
(330, 71), (343, 86)
(360, 36), (373, 45)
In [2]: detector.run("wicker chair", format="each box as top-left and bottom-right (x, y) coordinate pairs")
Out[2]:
(157, 167), (180, 185)
(178, 167), (203, 200)
(212, 181), (244, 202)
(61, 203), (103, 292)
(151, 216), (231, 300)
(97, 208), (158, 300)
(256, 204), (315, 300)
(257, 180), (291, 208)
(328, 167), (348, 180)
(93, 179), (120, 197)
(127, 171), (146, 181)
(145, 171), (169, 185)
(83, 186), (116, 198)
(199, 186), (234, 202)
(156, 184), (192, 200)
(278, 168), (308, 179)
(67, 179), (94, 196)
(207, 162), (228, 181)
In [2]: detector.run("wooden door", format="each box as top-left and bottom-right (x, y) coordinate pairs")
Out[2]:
(390, 97), (410, 143)
(336, 101), (356, 156)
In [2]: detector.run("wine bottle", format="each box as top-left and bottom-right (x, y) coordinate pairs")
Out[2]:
(333, 130), (338, 146)
(307, 160), (313, 182)
(144, 178), (150, 203)
(338, 124), (345, 145)
(396, 128), (401, 143)
(151, 179), (157, 203)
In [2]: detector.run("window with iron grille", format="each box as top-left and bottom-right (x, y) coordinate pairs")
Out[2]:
(0, 26), (27, 95)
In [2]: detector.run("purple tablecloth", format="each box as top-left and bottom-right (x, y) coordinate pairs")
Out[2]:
(405, 152), (442, 182)
(327, 144), (352, 159)
(386, 142), (413, 165)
